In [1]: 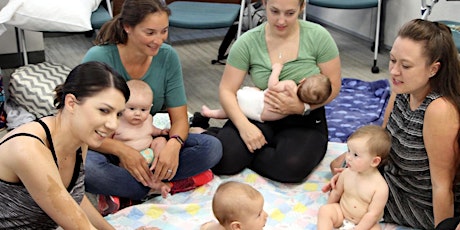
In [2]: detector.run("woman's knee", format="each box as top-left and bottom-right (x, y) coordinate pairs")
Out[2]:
(252, 146), (326, 183)
(187, 133), (223, 166)
(213, 159), (249, 176)
(263, 166), (311, 183)
(85, 150), (109, 177)
(201, 134), (222, 156)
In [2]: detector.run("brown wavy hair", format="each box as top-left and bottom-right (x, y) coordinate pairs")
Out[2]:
(94, 0), (171, 45)
(398, 19), (460, 181)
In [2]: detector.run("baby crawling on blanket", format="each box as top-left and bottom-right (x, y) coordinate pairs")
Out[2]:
(317, 125), (390, 230)
(201, 181), (268, 230)
(201, 63), (331, 122)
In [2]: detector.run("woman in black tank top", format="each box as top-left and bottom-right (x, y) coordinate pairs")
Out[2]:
(0, 62), (157, 229)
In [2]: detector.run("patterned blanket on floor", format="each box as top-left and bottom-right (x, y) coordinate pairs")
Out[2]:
(104, 142), (415, 230)
(325, 78), (391, 143)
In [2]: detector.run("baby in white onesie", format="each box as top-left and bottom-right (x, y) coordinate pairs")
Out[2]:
(201, 63), (332, 122)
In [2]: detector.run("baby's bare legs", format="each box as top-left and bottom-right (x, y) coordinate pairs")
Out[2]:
(148, 137), (171, 198)
(317, 203), (344, 230)
(201, 105), (228, 119)
(147, 180), (171, 199)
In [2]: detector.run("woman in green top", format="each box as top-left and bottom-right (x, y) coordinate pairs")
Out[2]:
(82, 0), (222, 203)
(211, 0), (341, 183)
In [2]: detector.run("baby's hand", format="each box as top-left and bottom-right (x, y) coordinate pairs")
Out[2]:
(321, 172), (342, 193)
(160, 129), (169, 135)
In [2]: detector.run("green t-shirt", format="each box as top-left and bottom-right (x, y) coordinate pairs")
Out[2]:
(82, 44), (186, 114)
(227, 20), (339, 90)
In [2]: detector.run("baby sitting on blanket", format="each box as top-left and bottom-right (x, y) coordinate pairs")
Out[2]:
(201, 181), (268, 230)
(317, 125), (391, 230)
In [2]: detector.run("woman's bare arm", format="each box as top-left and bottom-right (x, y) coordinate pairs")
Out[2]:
(219, 64), (267, 152)
(382, 92), (396, 128)
(317, 56), (342, 107)
(81, 196), (115, 230)
(424, 98), (460, 226)
(8, 139), (96, 229)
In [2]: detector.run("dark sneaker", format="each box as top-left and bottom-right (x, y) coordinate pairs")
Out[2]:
(190, 112), (210, 129)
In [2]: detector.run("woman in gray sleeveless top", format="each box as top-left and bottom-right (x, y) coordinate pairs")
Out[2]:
(327, 19), (460, 229)
(381, 19), (460, 229)
(0, 62), (157, 229)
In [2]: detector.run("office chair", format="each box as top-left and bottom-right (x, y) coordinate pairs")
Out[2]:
(303, 0), (382, 73)
(86, 0), (113, 37)
(421, 0), (460, 52)
(165, 0), (243, 42)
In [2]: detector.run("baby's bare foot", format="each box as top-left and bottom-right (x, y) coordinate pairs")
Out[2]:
(201, 105), (212, 117)
(201, 105), (227, 119)
(148, 181), (172, 198)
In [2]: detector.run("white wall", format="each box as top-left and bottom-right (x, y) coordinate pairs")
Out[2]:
(306, 0), (460, 48)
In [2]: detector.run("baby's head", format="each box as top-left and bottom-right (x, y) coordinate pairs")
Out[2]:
(347, 125), (391, 168)
(297, 73), (331, 105)
(212, 181), (267, 230)
(123, 80), (153, 124)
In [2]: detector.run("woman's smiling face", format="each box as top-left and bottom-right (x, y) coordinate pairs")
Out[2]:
(71, 88), (126, 148)
(125, 11), (169, 56)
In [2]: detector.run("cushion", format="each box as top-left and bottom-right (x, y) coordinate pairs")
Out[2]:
(0, 0), (102, 33)
(9, 62), (70, 118)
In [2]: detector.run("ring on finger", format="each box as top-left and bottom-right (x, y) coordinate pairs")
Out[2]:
(167, 169), (173, 173)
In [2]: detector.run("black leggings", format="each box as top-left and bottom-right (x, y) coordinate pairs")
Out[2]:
(212, 107), (329, 183)
(436, 217), (460, 229)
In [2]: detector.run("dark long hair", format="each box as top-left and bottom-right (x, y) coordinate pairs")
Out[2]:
(94, 0), (171, 45)
(54, 61), (130, 109)
(398, 19), (460, 180)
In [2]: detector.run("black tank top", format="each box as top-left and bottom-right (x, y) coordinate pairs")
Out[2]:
(0, 119), (85, 229)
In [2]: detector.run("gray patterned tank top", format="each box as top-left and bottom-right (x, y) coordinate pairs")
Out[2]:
(0, 119), (85, 229)
(383, 93), (460, 229)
